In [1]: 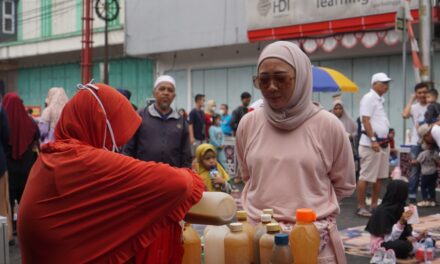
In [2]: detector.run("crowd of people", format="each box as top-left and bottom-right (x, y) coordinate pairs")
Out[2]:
(0, 40), (438, 263)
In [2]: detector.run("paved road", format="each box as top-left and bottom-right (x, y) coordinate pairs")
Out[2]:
(7, 179), (439, 263)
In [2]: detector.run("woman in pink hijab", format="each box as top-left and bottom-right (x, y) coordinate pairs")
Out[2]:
(236, 41), (356, 263)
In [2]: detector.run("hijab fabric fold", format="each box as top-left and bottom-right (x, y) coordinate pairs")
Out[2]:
(257, 41), (321, 131)
(333, 99), (357, 136)
(41, 87), (69, 130)
(3, 93), (37, 160)
(18, 84), (205, 263)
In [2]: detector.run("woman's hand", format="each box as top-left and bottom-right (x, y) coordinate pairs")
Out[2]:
(212, 175), (225, 185)
(400, 210), (413, 225)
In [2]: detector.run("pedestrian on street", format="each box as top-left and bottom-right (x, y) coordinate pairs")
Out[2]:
(0, 95), (13, 245)
(117, 88), (138, 110)
(39, 87), (69, 144)
(357, 73), (392, 217)
(331, 95), (357, 139)
(123, 75), (192, 168)
(17, 83), (204, 263)
(402, 82), (429, 204)
(366, 180), (429, 260)
(231, 91), (251, 135)
(236, 41), (355, 263)
(189, 94), (206, 155)
(204, 99), (217, 140)
(3, 93), (40, 235)
(209, 114), (227, 169)
(413, 124), (438, 207)
(219, 103), (233, 136)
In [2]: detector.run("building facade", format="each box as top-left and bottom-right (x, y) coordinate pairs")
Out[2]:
(126, 0), (440, 145)
(0, 0), (154, 109)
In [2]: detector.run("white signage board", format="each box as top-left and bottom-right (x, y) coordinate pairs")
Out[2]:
(247, 0), (419, 31)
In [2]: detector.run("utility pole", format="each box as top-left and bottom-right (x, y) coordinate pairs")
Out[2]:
(396, 3), (410, 137)
(95, 0), (119, 85)
(81, 0), (94, 84)
(419, 0), (432, 83)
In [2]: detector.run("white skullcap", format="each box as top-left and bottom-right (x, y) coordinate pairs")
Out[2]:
(154, 75), (176, 89)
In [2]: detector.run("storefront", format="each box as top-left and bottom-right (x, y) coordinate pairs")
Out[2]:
(126, 0), (440, 145)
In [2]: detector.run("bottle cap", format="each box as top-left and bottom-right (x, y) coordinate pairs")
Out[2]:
(261, 214), (272, 223)
(229, 222), (243, 232)
(296, 208), (317, 223)
(236, 210), (247, 221)
(274, 233), (289, 246)
(266, 223), (280, 232)
(263, 208), (274, 216)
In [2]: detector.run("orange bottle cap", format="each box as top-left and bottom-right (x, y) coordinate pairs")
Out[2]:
(296, 208), (317, 222)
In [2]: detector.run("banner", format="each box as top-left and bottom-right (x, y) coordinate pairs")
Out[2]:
(247, 0), (418, 31)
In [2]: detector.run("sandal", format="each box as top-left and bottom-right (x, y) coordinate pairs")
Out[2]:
(356, 207), (372, 217)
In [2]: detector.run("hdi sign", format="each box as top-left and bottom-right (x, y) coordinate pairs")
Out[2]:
(247, 0), (419, 31)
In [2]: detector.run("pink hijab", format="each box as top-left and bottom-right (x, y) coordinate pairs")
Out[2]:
(257, 41), (321, 131)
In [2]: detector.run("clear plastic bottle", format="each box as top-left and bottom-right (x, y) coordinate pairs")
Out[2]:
(254, 214), (272, 264)
(289, 208), (320, 264)
(204, 225), (229, 264)
(224, 222), (250, 264)
(237, 210), (255, 264)
(263, 208), (278, 223)
(424, 235), (434, 263)
(270, 233), (293, 264)
(182, 223), (202, 264)
(259, 223), (281, 264)
(210, 166), (221, 189)
(185, 192), (237, 225)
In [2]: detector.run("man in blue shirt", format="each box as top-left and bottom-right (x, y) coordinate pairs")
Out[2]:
(219, 104), (232, 136)
(189, 94), (206, 155)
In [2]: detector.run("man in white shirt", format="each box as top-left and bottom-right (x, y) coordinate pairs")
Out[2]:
(356, 73), (392, 217)
(401, 82), (429, 203)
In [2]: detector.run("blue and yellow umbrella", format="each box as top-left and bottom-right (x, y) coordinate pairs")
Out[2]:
(312, 66), (358, 93)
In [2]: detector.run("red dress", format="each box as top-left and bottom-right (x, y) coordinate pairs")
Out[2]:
(18, 84), (204, 264)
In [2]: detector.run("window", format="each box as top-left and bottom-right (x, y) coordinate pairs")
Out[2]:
(2, 0), (15, 34)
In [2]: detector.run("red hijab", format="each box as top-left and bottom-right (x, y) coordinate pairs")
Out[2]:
(18, 83), (204, 263)
(2, 93), (37, 160)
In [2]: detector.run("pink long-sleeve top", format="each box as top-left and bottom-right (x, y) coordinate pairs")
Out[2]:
(236, 108), (356, 224)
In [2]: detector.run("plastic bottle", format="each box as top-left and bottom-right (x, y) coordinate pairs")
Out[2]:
(181, 223), (202, 264)
(210, 166), (221, 189)
(204, 225), (230, 264)
(185, 192), (237, 225)
(236, 210), (255, 264)
(263, 208), (278, 223)
(289, 208), (320, 264)
(254, 214), (272, 264)
(270, 233), (293, 264)
(424, 235), (435, 263)
(259, 223), (281, 264)
(224, 222), (250, 264)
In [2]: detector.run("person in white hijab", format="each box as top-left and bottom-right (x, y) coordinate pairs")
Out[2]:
(331, 94), (357, 139)
(236, 41), (355, 263)
(39, 87), (69, 144)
